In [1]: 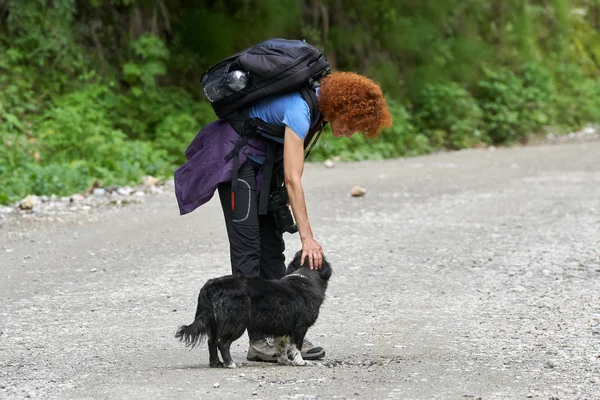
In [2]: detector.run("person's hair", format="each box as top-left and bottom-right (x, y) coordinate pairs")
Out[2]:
(318, 71), (392, 138)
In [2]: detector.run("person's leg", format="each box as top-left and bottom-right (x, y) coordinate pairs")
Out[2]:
(216, 162), (279, 362)
(256, 182), (326, 361)
(257, 211), (286, 280)
(217, 162), (260, 277)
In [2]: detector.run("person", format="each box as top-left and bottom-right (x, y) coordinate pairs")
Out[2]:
(174, 71), (392, 362)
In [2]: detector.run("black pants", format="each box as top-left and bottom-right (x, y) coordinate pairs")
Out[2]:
(217, 160), (286, 280)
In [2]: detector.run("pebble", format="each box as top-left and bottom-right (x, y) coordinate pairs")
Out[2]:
(351, 186), (366, 197)
(213, 383), (220, 388)
(323, 159), (335, 168)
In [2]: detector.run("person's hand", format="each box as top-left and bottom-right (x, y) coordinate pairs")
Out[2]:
(301, 237), (324, 269)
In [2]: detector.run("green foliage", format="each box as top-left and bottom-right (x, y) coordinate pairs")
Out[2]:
(3, 0), (600, 204)
(552, 62), (600, 127)
(311, 101), (429, 161)
(475, 68), (529, 144)
(415, 83), (485, 149)
(123, 34), (169, 87)
(520, 62), (555, 130)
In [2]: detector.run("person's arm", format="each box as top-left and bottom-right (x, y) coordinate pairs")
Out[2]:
(283, 125), (323, 269)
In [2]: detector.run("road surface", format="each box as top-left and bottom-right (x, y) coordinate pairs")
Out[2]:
(1, 141), (599, 399)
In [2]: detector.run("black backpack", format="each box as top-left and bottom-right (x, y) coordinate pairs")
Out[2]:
(201, 38), (331, 215)
(201, 38), (330, 121)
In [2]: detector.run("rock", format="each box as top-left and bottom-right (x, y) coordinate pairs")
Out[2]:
(104, 186), (120, 194)
(84, 180), (102, 196)
(19, 195), (37, 210)
(351, 186), (366, 197)
(582, 126), (596, 135)
(213, 383), (220, 388)
(92, 188), (106, 196)
(117, 187), (134, 196)
(142, 176), (159, 187)
(70, 194), (85, 203)
(545, 360), (555, 369)
(323, 159), (335, 168)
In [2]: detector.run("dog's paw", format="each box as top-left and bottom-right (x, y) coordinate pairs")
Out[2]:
(225, 362), (237, 369)
(292, 359), (311, 366)
(277, 357), (293, 366)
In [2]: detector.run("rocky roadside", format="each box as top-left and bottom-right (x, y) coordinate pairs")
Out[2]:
(0, 175), (174, 225)
(1, 125), (598, 224)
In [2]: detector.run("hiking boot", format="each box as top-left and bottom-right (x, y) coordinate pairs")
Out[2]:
(247, 338), (278, 362)
(247, 337), (326, 362)
(301, 338), (325, 360)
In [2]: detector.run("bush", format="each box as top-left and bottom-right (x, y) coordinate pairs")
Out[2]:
(475, 68), (527, 144)
(520, 62), (555, 132)
(415, 82), (485, 149)
(552, 63), (600, 128)
(310, 100), (430, 161)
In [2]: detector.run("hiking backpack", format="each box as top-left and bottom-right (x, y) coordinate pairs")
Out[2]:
(201, 38), (330, 120)
(200, 38), (331, 215)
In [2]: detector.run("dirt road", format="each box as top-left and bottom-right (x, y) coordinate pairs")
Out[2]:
(1, 141), (599, 399)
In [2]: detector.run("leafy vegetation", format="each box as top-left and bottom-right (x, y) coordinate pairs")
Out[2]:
(2, 0), (600, 204)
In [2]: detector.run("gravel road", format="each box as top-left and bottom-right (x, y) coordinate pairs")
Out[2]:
(1, 141), (599, 400)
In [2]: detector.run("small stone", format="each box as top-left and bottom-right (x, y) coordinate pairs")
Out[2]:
(90, 268), (97, 273)
(213, 383), (220, 388)
(142, 176), (159, 187)
(19, 195), (36, 210)
(545, 360), (555, 369)
(70, 194), (85, 203)
(323, 159), (335, 168)
(92, 188), (106, 196)
(117, 187), (134, 196)
(351, 186), (366, 197)
(252, 391), (258, 396)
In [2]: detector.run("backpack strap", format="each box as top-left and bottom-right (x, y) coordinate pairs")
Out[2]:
(224, 84), (325, 214)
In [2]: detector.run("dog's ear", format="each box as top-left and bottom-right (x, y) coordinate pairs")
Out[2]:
(286, 250), (304, 275)
(319, 258), (333, 281)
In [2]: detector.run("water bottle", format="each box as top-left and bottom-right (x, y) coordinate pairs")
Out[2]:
(204, 70), (249, 102)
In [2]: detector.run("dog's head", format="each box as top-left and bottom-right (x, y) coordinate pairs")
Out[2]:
(286, 250), (333, 281)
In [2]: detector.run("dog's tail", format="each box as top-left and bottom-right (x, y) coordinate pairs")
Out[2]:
(175, 289), (212, 349)
(175, 318), (208, 349)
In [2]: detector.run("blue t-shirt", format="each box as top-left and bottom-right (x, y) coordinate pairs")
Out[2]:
(247, 92), (310, 164)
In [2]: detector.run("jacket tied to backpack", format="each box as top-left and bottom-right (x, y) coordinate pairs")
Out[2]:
(174, 120), (279, 215)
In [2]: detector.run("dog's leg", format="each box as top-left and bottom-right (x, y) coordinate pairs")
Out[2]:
(289, 330), (310, 366)
(208, 336), (223, 368)
(218, 340), (236, 368)
(274, 336), (292, 365)
(287, 343), (309, 366)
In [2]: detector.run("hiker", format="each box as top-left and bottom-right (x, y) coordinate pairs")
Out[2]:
(174, 39), (392, 362)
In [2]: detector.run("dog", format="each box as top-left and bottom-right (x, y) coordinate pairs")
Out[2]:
(175, 250), (332, 368)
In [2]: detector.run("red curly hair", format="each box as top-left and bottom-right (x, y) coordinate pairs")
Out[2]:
(318, 72), (392, 138)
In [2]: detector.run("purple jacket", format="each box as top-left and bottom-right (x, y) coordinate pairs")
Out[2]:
(174, 120), (279, 215)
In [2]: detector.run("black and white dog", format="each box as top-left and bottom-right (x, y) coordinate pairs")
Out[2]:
(175, 251), (332, 368)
